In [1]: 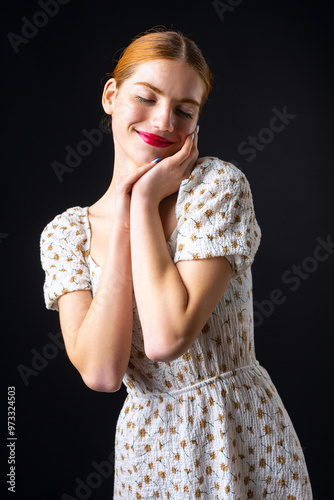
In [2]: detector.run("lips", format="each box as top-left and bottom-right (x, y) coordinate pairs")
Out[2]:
(135, 130), (174, 148)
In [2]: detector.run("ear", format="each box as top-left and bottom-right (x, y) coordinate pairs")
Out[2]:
(102, 78), (117, 115)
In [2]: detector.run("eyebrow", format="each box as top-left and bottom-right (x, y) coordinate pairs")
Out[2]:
(134, 81), (200, 107)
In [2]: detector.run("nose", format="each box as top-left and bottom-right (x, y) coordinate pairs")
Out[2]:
(151, 103), (174, 133)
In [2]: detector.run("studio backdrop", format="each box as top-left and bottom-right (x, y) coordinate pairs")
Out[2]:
(3, 1), (333, 498)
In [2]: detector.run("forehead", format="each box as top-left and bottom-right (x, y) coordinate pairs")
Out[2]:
(123, 59), (205, 101)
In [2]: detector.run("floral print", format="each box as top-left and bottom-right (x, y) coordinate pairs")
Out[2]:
(40, 157), (312, 499)
(40, 207), (91, 310)
(172, 159), (260, 276)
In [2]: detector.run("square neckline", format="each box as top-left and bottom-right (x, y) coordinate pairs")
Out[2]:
(83, 160), (208, 268)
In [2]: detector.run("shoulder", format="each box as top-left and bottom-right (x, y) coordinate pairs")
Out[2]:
(195, 156), (244, 178)
(41, 206), (89, 241)
(39, 206), (92, 310)
(176, 157), (253, 213)
(173, 158), (261, 273)
(179, 156), (250, 195)
(40, 206), (90, 259)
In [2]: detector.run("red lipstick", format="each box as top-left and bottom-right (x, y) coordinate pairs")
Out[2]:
(136, 130), (174, 148)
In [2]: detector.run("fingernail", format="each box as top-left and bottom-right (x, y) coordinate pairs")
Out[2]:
(191, 132), (195, 141)
(196, 124), (199, 134)
(151, 157), (161, 164)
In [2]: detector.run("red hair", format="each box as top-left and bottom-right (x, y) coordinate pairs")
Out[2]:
(110, 28), (212, 110)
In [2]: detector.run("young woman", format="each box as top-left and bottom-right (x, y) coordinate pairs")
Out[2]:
(40, 29), (312, 499)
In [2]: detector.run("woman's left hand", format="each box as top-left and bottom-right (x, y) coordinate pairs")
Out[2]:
(131, 128), (199, 205)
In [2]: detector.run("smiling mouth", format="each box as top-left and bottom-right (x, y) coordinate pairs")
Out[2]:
(135, 130), (175, 148)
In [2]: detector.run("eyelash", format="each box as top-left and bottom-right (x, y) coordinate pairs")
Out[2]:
(135, 96), (193, 119)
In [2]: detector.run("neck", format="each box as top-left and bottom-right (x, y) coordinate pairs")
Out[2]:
(90, 143), (140, 215)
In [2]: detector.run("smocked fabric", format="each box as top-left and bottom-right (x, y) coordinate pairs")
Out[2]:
(40, 157), (312, 499)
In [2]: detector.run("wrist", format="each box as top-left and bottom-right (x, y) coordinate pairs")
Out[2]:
(131, 186), (160, 211)
(108, 222), (131, 246)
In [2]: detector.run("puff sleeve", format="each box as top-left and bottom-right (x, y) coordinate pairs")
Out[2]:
(40, 206), (92, 311)
(173, 157), (261, 276)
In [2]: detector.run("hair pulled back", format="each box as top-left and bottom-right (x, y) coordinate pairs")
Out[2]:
(110, 28), (212, 109)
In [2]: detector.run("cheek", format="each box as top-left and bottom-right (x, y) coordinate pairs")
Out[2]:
(115, 98), (144, 124)
(178, 123), (195, 142)
(178, 116), (198, 135)
(112, 107), (139, 139)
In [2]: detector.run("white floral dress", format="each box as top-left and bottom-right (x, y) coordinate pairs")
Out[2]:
(40, 157), (312, 499)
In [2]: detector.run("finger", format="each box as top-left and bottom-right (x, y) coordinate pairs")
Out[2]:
(180, 130), (198, 165)
(181, 130), (199, 174)
(184, 128), (199, 156)
(167, 132), (195, 167)
(126, 160), (158, 184)
(116, 162), (157, 195)
(194, 126), (199, 146)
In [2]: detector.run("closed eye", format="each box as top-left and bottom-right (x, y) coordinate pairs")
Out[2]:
(177, 110), (193, 119)
(135, 96), (154, 104)
(135, 96), (193, 119)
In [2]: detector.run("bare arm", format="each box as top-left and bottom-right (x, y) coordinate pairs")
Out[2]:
(130, 198), (232, 361)
(57, 162), (156, 392)
(130, 132), (232, 361)
(58, 224), (132, 392)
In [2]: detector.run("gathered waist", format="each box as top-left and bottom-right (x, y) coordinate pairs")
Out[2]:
(126, 361), (265, 400)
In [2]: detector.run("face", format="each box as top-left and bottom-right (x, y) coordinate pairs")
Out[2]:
(102, 58), (205, 167)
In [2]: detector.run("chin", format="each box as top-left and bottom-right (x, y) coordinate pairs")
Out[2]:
(133, 150), (163, 167)
(133, 153), (155, 167)
(131, 141), (182, 166)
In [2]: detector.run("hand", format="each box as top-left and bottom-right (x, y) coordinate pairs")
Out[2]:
(131, 128), (199, 205)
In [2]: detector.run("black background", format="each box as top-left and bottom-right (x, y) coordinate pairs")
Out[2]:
(2, 0), (333, 498)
